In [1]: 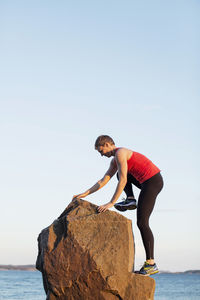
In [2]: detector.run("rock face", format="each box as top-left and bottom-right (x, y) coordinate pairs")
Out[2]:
(36, 199), (155, 300)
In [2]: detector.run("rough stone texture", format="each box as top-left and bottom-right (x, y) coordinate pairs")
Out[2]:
(36, 199), (155, 300)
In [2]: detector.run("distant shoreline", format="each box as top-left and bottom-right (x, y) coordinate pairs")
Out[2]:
(0, 265), (36, 271)
(0, 265), (200, 274)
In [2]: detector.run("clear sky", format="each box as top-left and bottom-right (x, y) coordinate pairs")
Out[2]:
(0, 0), (199, 272)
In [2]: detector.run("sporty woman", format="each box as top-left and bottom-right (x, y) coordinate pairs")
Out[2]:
(73, 135), (164, 276)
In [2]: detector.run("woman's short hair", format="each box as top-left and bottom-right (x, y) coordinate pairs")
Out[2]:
(95, 135), (115, 149)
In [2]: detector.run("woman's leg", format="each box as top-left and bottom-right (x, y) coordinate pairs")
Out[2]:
(137, 173), (163, 260)
(116, 172), (141, 198)
(114, 173), (141, 211)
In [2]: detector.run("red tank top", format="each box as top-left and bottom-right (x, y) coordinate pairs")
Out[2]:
(116, 148), (160, 184)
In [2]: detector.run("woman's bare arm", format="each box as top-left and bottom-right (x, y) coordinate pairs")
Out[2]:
(97, 149), (128, 212)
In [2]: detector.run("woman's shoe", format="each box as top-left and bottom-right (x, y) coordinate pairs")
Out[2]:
(136, 261), (159, 276)
(114, 197), (137, 211)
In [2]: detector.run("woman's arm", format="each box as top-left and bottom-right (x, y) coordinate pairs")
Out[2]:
(97, 149), (127, 212)
(110, 150), (127, 204)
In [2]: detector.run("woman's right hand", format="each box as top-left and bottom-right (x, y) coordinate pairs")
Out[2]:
(72, 193), (87, 201)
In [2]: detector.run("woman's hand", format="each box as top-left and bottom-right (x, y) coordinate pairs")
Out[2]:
(97, 201), (114, 213)
(72, 193), (87, 201)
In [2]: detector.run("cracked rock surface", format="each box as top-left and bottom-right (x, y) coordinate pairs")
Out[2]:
(36, 199), (155, 300)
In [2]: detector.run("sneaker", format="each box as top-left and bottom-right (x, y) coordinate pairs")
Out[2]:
(114, 197), (137, 212)
(136, 261), (159, 276)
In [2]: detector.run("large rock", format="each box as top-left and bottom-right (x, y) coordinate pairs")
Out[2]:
(36, 199), (155, 299)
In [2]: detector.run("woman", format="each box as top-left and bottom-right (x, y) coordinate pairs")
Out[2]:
(73, 135), (164, 276)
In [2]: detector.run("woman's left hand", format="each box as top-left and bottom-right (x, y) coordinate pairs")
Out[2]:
(97, 201), (114, 213)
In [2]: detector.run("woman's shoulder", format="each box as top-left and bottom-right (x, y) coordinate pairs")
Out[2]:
(115, 147), (133, 160)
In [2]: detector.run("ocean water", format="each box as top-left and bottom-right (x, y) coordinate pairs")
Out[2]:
(0, 271), (200, 300)
(154, 273), (200, 300)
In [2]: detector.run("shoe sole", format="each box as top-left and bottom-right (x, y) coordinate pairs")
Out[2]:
(114, 206), (127, 212)
(114, 204), (137, 212)
(126, 204), (137, 210)
(134, 270), (159, 276)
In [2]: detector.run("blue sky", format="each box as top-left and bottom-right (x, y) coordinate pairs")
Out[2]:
(0, 0), (199, 272)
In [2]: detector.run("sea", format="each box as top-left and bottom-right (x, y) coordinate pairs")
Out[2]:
(0, 271), (200, 300)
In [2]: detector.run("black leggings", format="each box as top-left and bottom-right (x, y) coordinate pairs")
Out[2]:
(117, 172), (164, 260)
